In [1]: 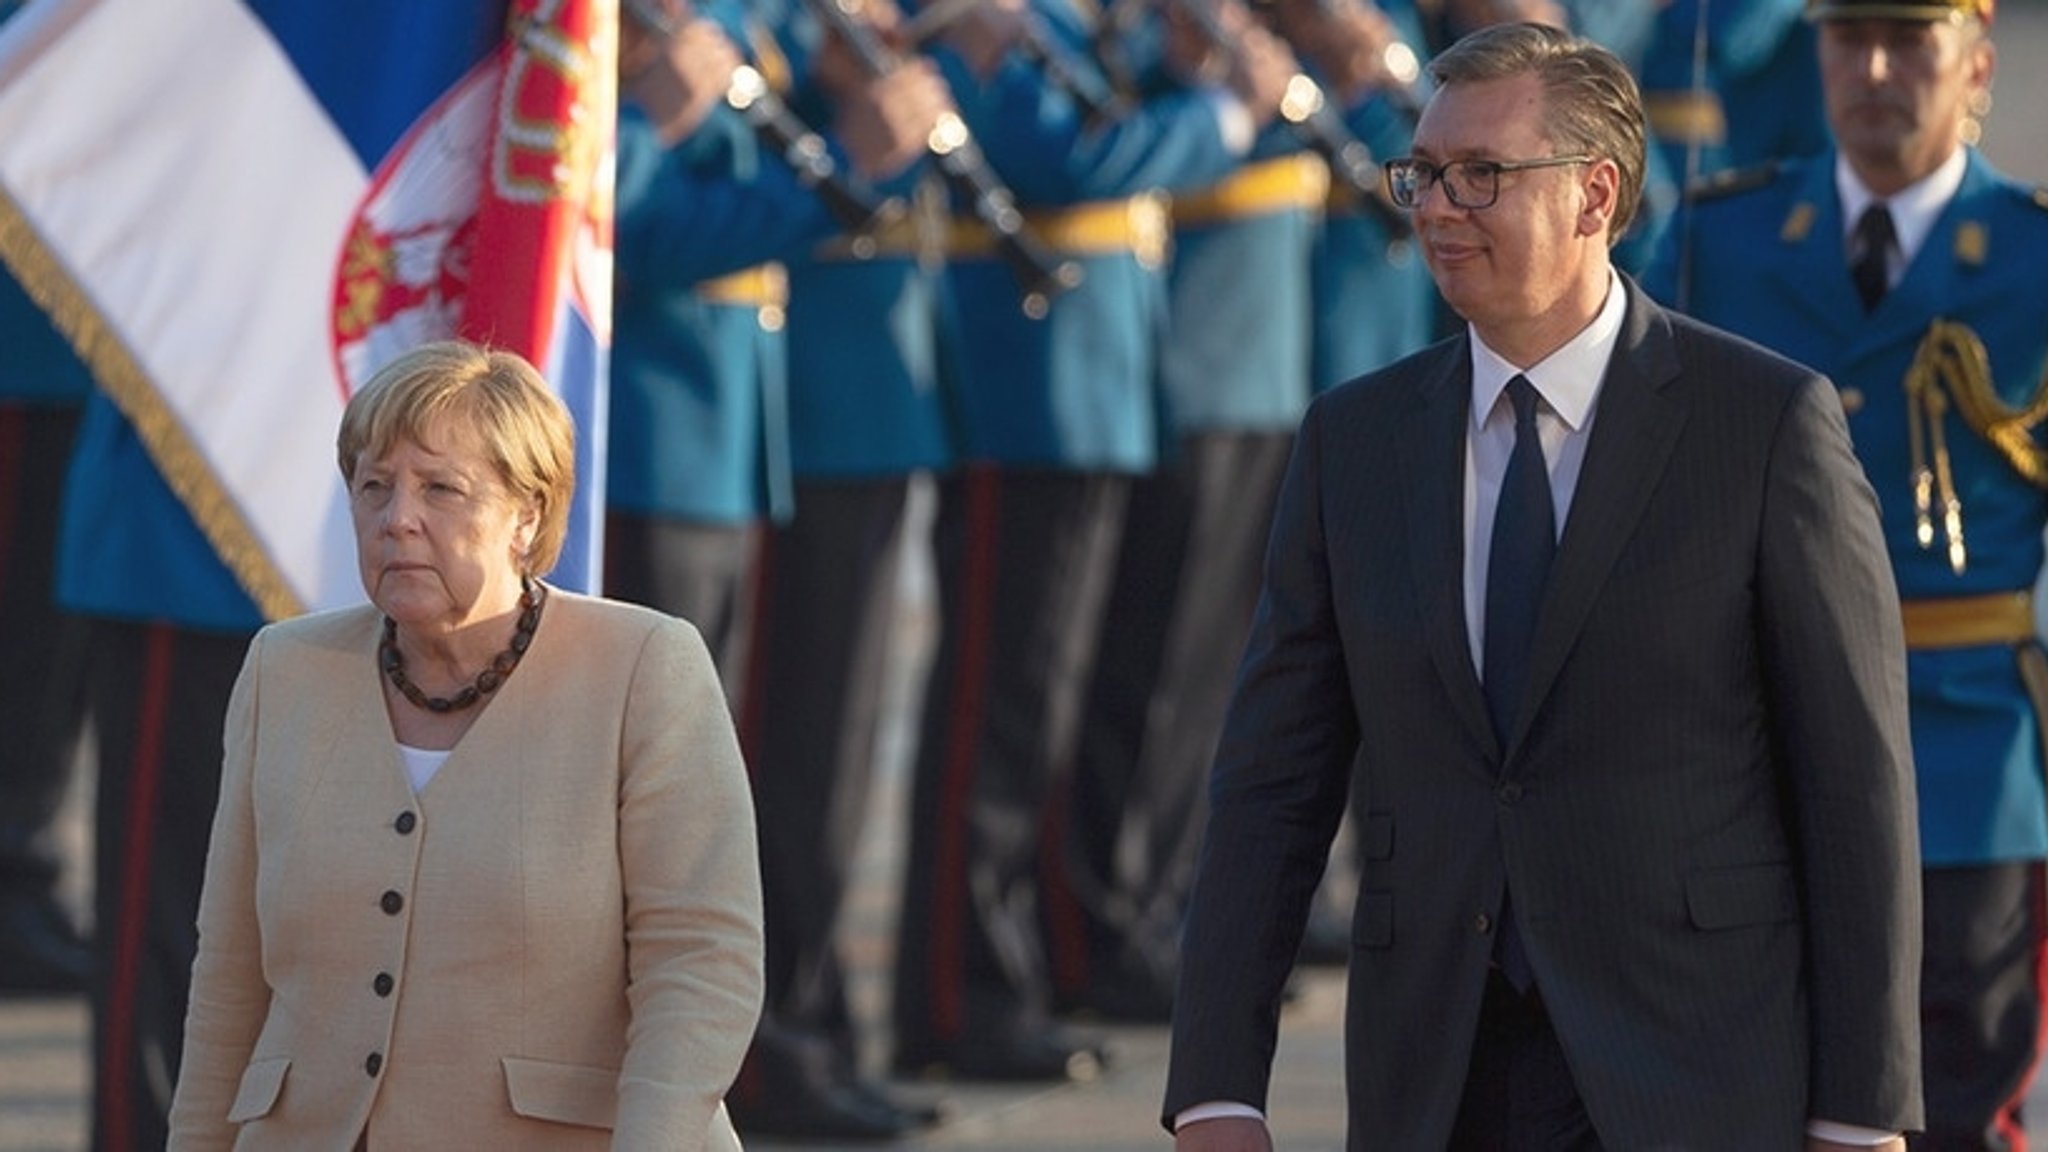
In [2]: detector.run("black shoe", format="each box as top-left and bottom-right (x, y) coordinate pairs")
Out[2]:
(729, 1071), (930, 1141)
(894, 1022), (1109, 1083)
(844, 1077), (945, 1128)
(0, 889), (90, 996)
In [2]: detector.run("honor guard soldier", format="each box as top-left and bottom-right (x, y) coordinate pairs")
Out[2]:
(609, 0), (957, 1137)
(885, 0), (1295, 1081)
(0, 271), (93, 997)
(1646, 0), (2048, 1144)
(709, 0), (961, 1138)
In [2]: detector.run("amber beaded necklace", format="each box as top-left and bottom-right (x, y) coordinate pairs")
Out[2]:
(379, 581), (545, 713)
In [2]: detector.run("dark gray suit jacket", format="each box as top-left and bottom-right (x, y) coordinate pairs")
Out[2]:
(1164, 279), (1923, 1149)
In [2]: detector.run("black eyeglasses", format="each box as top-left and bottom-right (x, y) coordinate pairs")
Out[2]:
(1382, 155), (1596, 211)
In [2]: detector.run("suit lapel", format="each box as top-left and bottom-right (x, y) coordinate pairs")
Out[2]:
(1394, 340), (1499, 761)
(1508, 281), (1687, 762)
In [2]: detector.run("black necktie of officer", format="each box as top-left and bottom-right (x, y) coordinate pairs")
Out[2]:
(1852, 203), (1895, 313)
(1484, 376), (1555, 744)
(1483, 376), (1550, 993)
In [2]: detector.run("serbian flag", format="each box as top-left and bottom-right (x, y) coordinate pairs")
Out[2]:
(0, 0), (613, 620)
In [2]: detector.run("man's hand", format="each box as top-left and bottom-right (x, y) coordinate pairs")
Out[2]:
(834, 59), (955, 180)
(621, 17), (744, 146)
(1267, 0), (1406, 108)
(935, 0), (1029, 79)
(1164, 0), (1295, 128)
(1808, 1139), (1906, 1152)
(1175, 1116), (1274, 1152)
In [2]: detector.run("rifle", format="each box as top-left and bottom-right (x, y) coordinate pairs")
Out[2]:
(1168, 0), (1412, 238)
(623, 0), (904, 241)
(802, 0), (1085, 318)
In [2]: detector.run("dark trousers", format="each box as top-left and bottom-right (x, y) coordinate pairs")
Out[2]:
(604, 510), (760, 695)
(731, 476), (912, 1094)
(1447, 973), (1604, 1152)
(0, 403), (88, 899)
(88, 620), (251, 1152)
(1044, 430), (1291, 1004)
(1914, 861), (2048, 1152)
(893, 466), (1127, 1055)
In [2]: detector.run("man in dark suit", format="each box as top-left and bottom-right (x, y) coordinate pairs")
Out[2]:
(1163, 21), (1924, 1151)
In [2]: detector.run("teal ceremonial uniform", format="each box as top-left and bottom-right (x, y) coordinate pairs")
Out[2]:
(891, 3), (1253, 1078)
(1310, 50), (1433, 392)
(607, 26), (861, 680)
(1647, 149), (2048, 868)
(610, 103), (819, 528)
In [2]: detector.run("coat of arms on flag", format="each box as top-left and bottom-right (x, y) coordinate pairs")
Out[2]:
(0, 0), (615, 618)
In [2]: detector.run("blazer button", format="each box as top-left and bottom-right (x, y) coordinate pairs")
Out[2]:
(373, 971), (394, 997)
(1474, 912), (1492, 935)
(365, 1052), (383, 1077)
(1496, 781), (1523, 805)
(395, 811), (417, 835)
(380, 890), (404, 915)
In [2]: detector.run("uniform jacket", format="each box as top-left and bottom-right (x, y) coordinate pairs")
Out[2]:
(1310, 87), (1434, 393)
(934, 2), (1244, 470)
(0, 270), (93, 406)
(56, 390), (265, 631)
(782, 252), (958, 479)
(169, 591), (765, 1150)
(1165, 279), (1923, 1148)
(1647, 148), (2048, 865)
(610, 98), (826, 525)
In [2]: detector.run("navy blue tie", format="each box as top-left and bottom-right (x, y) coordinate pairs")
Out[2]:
(1483, 376), (1555, 744)
(1851, 203), (1894, 313)
(1484, 375), (1550, 994)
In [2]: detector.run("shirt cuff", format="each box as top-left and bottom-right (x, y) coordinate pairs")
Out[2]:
(1173, 1101), (1266, 1131)
(1806, 1118), (1901, 1145)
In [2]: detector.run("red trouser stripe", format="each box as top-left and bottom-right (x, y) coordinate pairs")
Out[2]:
(99, 625), (174, 1152)
(929, 467), (999, 1042)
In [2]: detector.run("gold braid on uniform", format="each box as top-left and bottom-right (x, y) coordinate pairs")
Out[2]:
(1903, 320), (2048, 575)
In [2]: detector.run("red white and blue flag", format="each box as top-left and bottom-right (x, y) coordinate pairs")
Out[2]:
(0, 0), (614, 619)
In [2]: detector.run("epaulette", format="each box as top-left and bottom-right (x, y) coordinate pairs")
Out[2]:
(1684, 161), (1781, 206)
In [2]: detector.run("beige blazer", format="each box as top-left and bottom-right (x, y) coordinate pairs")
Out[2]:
(169, 590), (764, 1151)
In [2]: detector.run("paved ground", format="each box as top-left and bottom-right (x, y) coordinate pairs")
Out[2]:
(11, 7), (2048, 1147)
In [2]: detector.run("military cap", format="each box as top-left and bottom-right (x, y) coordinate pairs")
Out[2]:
(1805, 0), (1994, 24)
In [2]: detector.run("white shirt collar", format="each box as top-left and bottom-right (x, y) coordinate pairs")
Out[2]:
(1836, 147), (1967, 268)
(1468, 269), (1627, 432)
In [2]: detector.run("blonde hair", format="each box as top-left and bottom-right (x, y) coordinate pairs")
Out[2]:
(337, 341), (576, 576)
(1428, 22), (1648, 245)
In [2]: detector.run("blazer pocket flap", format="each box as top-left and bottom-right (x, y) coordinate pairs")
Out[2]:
(502, 1056), (618, 1130)
(226, 1056), (290, 1123)
(1352, 891), (1393, 949)
(1686, 863), (1799, 930)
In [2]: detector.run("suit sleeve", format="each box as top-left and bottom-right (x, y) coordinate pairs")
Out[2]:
(1756, 373), (1924, 1132)
(613, 617), (766, 1150)
(167, 633), (271, 1151)
(1161, 397), (1360, 1127)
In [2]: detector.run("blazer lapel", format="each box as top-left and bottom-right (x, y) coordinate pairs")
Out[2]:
(1394, 340), (1499, 761)
(1508, 280), (1687, 761)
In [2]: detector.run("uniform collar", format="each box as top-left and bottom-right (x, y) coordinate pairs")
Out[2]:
(1836, 147), (1968, 269)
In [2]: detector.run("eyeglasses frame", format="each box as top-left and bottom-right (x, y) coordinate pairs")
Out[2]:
(1382, 154), (1599, 211)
